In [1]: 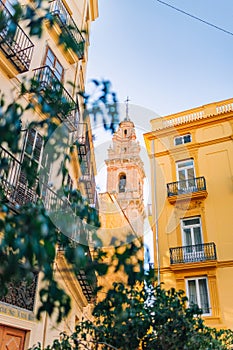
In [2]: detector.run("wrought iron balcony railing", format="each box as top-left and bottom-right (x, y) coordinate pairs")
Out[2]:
(0, 0), (34, 73)
(50, 0), (85, 59)
(0, 145), (68, 210)
(32, 65), (77, 122)
(72, 123), (91, 159)
(80, 173), (97, 206)
(167, 176), (207, 198)
(170, 242), (217, 265)
(58, 243), (97, 302)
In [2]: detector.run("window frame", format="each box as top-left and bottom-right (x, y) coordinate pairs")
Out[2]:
(186, 276), (211, 316)
(174, 134), (192, 146)
(181, 216), (203, 247)
(43, 46), (64, 82)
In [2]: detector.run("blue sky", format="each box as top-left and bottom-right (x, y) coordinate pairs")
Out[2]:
(86, 1), (233, 263)
(87, 0), (233, 118)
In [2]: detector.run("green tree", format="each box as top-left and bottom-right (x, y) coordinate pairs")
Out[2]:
(30, 274), (233, 349)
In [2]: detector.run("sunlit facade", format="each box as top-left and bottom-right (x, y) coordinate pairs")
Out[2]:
(144, 98), (233, 329)
(0, 0), (98, 347)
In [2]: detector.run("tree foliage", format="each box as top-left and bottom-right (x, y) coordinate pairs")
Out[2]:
(30, 273), (233, 349)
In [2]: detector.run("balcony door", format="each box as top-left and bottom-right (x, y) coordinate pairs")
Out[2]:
(181, 217), (204, 261)
(16, 129), (43, 204)
(44, 46), (64, 82)
(176, 159), (195, 193)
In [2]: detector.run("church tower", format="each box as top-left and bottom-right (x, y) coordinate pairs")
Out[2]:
(105, 106), (145, 237)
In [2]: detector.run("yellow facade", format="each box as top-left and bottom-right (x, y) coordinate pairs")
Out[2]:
(144, 98), (233, 329)
(0, 0), (99, 348)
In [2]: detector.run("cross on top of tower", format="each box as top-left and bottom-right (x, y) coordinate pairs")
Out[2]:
(124, 96), (130, 121)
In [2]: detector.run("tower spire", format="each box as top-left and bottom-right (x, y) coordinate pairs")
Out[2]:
(124, 96), (130, 121)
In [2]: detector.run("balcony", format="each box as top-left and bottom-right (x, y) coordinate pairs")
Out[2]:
(0, 0), (34, 73)
(0, 145), (69, 211)
(170, 242), (217, 265)
(32, 66), (77, 123)
(58, 244), (97, 302)
(167, 176), (207, 203)
(80, 173), (97, 206)
(49, 0), (85, 60)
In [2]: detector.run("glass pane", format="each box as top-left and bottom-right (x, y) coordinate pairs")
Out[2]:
(34, 134), (43, 162)
(175, 137), (182, 145)
(184, 134), (191, 143)
(187, 167), (195, 179)
(194, 227), (202, 245)
(188, 280), (197, 306)
(177, 160), (193, 169)
(45, 48), (55, 67)
(178, 169), (186, 182)
(184, 228), (192, 246)
(54, 61), (63, 81)
(198, 279), (210, 314)
(5, 0), (16, 15)
(25, 129), (36, 156)
(183, 218), (200, 226)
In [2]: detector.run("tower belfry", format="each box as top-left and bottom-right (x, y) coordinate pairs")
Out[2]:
(105, 113), (145, 236)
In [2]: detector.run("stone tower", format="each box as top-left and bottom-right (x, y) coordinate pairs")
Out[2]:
(105, 115), (145, 237)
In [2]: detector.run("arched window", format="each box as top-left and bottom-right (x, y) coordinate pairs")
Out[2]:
(119, 173), (126, 192)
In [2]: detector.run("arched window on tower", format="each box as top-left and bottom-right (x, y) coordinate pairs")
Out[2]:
(119, 173), (126, 192)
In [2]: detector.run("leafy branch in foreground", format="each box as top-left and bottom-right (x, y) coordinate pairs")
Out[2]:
(29, 273), (233, 349)
(0, 73), (119, 321)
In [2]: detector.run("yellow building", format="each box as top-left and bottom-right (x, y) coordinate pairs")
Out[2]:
(0, 0), (98, 348)
(144, 98), (233, 329)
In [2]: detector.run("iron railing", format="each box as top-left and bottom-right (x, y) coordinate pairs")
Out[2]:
(167, 176), (207, 197)
(58, 243), (97, 302)
(72, 123), (97, 207)
(32, 65), (77, 122)
(170, 242), (217, 264)
(0, 145), (68, 210)
(50, 0), (85, 59)
(0, 0), (34, 72)
(0, 146), (98, 300)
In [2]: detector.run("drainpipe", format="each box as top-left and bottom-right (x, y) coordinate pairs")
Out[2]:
(151, 139), (160, 284)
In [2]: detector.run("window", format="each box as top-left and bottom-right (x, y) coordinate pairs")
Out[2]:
(186, 277), (211, 315)
(181, 217), (204, 258)
(124, 129), (127, 137)
(174, 134), (191, 146)
(19, 128), (43, 187)
(176, 159), (195, 192)
(44, 47), (64, 81)
(182, 217), (202, 246)
(119, 173), (126, 193)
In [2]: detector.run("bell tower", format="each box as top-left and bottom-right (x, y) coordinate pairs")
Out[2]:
(105, 106), (145, 237)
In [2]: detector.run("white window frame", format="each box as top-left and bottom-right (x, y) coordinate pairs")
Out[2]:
(181, 217), (203, 246)
(174, 134), (192, 146)
(181, 217), (204, 260)
(176, 159), (195, 181)
(186, 277), (211, 316)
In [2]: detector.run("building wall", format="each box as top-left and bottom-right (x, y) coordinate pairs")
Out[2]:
(144, 98), (233, 329)
(0, 0), (98, 348)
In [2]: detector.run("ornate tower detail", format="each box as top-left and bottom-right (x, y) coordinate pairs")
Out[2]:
(105, 118), (145, 236)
